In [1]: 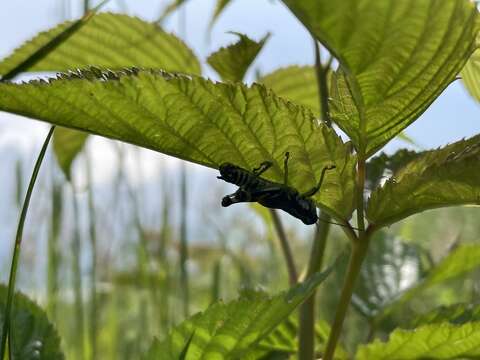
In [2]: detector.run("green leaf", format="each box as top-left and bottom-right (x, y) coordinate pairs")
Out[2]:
(0, 68), (356, 220)
(380, 244), (480, 319)
(409, 303), (480, 328)
(0, 12), (201, 76)
(207, 33), (269, 82)
(461, 37), (480, 103)
(356, 322), (480, 360)
(0, 285), (64, 360)
(53, 128), (88, 179)
(282, 0), (479, 156)
(367, 135), (480, 226)
(259, 66), (320, 116)
(209, 0), (233, 29)
(144, 267), (334, 359)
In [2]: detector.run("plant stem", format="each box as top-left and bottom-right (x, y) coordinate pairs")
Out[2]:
(298, 220), (331, 360)
(323, 235), (370, 360)
(297, 37), (334, 360)
(0, 126), (55, 360)
(269, 209), (297, 285)
(323, 154), (370, 360)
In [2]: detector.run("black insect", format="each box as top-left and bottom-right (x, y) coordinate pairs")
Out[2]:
(217, 152), (335, 225)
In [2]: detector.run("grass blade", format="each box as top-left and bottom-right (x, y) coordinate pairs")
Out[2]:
(0, 126), (55, 359)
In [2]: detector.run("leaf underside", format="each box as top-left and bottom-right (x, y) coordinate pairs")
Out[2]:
(367, 135), (480, 226)
(282, 0), (479, 156)
(0, 68), (356, 220)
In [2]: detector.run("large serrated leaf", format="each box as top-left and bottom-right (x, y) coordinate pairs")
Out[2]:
(207, 32), (269, 82)
(282, 0), (479, 156)
(259, 66), (320, 116)
(0, 285), (64, 360)
(0, 68), (356, 220)
(367, 135), (480, 226)
(356, 322), (480, 359)
(144, 268), (333, 359)
(0, 12), (201, 76)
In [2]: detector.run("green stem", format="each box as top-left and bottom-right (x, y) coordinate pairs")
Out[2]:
(0, 126), (55, 360)
(269, 209), (297, 285)
(298, 220), (331, 360)
(323, 235), (370, 360)
(298, 38), (334, 360)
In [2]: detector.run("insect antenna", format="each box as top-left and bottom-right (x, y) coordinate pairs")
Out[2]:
(318, 217), (361, 231)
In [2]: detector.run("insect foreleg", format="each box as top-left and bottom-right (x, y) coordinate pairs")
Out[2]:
(253, 161), (273, 177)
(301, 164), (336, 197)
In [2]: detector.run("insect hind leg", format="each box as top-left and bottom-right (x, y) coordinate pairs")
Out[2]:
(302, 164), (336, 197)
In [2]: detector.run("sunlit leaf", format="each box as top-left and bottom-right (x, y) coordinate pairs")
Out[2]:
(0, 285), (64, 360)
(144, 267), (334, 359)
(260, 66), (320, 116)
(282, 0), (479, 156)
(367, 135), (480, 226)
(0, 68), (356, 220)
(0, 12), (201, 76)
(356, 322), (480, 360)
(207, 32), (269, 82)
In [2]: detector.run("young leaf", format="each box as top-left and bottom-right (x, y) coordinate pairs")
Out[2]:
(282, 0), (479, 156)
(367, 135), (480, 226)
(0, 68), (356, 220)
(53, 129), (88, 179)
(0, 12), (201, 76)
(0, 285), (64, 360)
(207, 32), (269, 82)
(144, 267), (334, 359)
(259, 66), (320, 116)
(356, 322), (480, 359)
